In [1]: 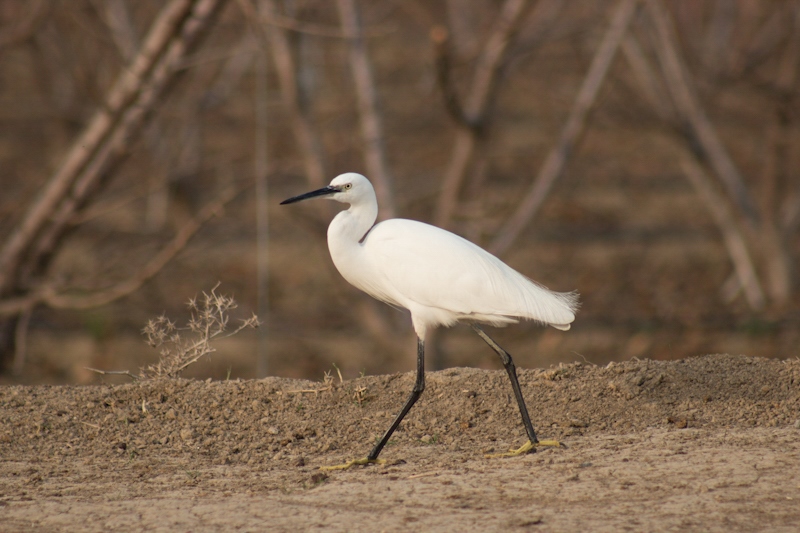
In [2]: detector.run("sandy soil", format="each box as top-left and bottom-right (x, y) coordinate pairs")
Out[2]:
(2, 353), (799, 532)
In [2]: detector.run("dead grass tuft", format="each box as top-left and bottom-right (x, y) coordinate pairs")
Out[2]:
(88, 284), (259, 380)
(140, 284), (259, 378)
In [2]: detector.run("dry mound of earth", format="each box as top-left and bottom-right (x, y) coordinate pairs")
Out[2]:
(1, 354), (799, 531)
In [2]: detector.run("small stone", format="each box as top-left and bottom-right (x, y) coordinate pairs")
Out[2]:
(518, 514), (543, 526)
(667, 416), (688, 428)
(420, 435), (433, 444)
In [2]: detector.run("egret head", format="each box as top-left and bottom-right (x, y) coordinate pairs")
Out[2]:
(280, 173), (374, 206)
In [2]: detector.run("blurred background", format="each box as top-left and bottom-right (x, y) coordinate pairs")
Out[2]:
(0, 0), (797, 385)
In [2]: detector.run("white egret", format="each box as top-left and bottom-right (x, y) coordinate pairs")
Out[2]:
(281, 173), (579, 469)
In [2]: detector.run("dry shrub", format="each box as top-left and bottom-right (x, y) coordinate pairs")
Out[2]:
(89, 285), (259, 380)
(140, 285), (259, 379)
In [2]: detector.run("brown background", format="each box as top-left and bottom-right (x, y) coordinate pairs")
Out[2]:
(0, 0), (797, 385)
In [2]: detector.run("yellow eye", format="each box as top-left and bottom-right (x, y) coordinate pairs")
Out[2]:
(344, 183), (352, 190)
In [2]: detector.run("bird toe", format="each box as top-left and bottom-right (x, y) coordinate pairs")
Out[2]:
(484, 439), (563, 459)
(319, 457), (386, 471)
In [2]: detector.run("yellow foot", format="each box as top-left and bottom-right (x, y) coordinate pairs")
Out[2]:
(319, 457), (386, 471)
(485, 439), (563, 459)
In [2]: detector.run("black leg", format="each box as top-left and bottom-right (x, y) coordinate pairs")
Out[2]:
(367, 337), (425, 461)
(471, 325), (539, 444)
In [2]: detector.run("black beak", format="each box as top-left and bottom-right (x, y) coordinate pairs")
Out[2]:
(280, 185), (338, 205)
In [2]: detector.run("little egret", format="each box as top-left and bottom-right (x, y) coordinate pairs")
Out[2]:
(281, 173), (579, 469)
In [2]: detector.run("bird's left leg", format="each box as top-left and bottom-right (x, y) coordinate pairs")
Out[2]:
(320, 337), (426, 471)
(471, 325), (562, 457)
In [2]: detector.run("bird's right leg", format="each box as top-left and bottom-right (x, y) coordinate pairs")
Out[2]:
(368, 337), (425, 460)
(471, 325), (562, 457)
(320, 337), (425, 471)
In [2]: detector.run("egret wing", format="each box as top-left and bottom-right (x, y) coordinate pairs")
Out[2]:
(363, 219), (577, 327)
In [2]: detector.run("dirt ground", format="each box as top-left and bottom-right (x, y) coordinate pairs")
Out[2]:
(1, 353), (799, 532)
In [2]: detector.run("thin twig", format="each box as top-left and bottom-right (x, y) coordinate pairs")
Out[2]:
(490, 0), (639, 256)
(0, 0), (49, 51)
(408, 471), (440, 479)
(286, 366), (343, 394)
(679, 156), (765, 310)
(336, 0), (395, 219)
(0, 0), (203, 294)
(253, 0), (271, 379)
(140, 286), (259, 378)
(20, 0), (225, 288)
(286, 386), (332, 395)
(434, 0), (533, 229)
(645, 0), (759, 226)
(430, 26), (472, 131)
(621, 33), (674, 121)
(728, 4), (788, 79)
(85, 368), (139, 381)
(11, 306), (32, 376)
(0, 186), (241, 316)
(237, 0), (390, 39)
(256, 0), (327, 188)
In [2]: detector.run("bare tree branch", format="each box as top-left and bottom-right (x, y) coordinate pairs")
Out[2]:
(11, 307), (32, 376)
(0, 0), (228, 383)
(622, 2), (795, 310)
(0, 187), (241, 316)
(84, 368), (139, 381)
(0, 0), (49, 52)
(777, 3), (800, 235)
(99, 0), (175, 233)
(679, 156), (765, 310)
(621, 33), (675, 122)
(728, 3), (789, 80)
(489, 0), (639, 256)
(256, 0), (327, 188)
(430, 26), (471, 131)
(775, 1), (800, 95)
(336, 0), (395, 219)
(434, 0), (532, 229)
(0, 0), (224, 296)
(645, 0), (759, 226)
(253, 0), (271, 378)
(243, 3), (390, 39)
(444, 0), (479, 58)
(752, 2), (800, 306)
(16, 0), (225, 293)
(702, 0), (737, 76)
(202, 31), (257, 108)
(101, 0), (141, 61)
(514, 0), (565, 52)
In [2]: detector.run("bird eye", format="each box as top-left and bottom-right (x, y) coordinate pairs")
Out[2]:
(343, 183), (352, 190)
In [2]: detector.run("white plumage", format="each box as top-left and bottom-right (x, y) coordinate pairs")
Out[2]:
(281, 172), (579, 468)
(318, 173), (578, 338)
